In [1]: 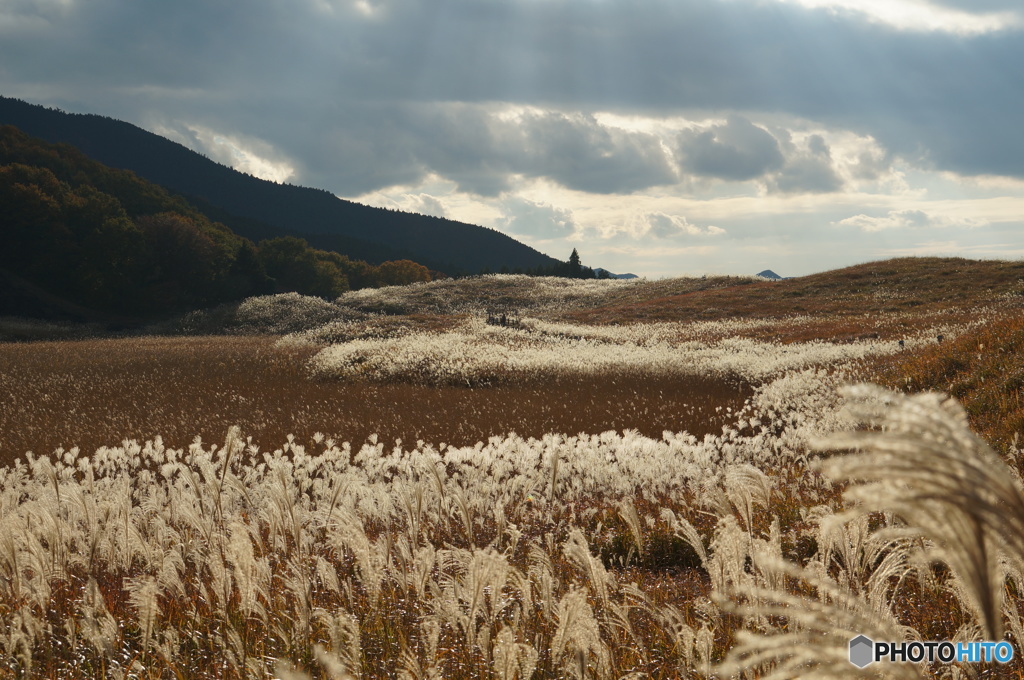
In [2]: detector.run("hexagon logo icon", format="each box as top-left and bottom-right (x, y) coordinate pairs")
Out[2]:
(849, 635), (874, 668)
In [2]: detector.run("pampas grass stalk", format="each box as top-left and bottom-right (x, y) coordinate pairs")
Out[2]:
(815, 384), (1024, 640)
(717, 383), (1024, 678)
(716, 553), (925, 680)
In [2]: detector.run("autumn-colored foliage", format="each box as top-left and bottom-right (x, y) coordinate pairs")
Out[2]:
(866, 308), (1024, 453)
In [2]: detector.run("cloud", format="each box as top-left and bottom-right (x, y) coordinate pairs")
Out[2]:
(836, 209), (988, 232)
(516, 110), (678, 194)
(677, 116), (784, 182)
(771, 0), (1024, 35)
(363, 191), (450, 217)
(0, 0), (72, 32)
(495, 197), (576, 238)
(4, 0), (1024, 186)
(629, 212), (725, 239)
(242, 103), (680, 197)
(405, 193), (448, 218)
(846, 145), (894, 182)
(2, 0), (1024, 279)
(411, 106), (679, 196)
(928, 0), (1023, 10)
(674, 121), (845, 193)
(154, 123), (296, 183)
(766, 133), (843, 194)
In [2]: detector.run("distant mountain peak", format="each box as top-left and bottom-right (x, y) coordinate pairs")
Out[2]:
(757, 269), (782, 280)
(594, 268), (639, 280)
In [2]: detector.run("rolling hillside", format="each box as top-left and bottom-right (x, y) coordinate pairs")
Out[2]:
(0, 96), (561, 275)
(569, 257), (1024, 324)
(1, 126), (443, 323)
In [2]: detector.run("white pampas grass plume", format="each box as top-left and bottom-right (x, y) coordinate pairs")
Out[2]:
(716, 553), (924, 680)
(815, 384), (1024, 640)
(562, 529), (615, 609)
(492, 626), (539, 680)
(550, 588), (611, 680)
(312, 609), (362, 679)
(126, 575), (161, 650)
(275, 646), (356, 680)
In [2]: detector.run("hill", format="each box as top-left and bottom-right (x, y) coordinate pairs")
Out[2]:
(0, 96), (561, 275)
(0, 125), (272, 320)
(0, 126), (442, 322)
(568, 257), (1024, 325)
(593, 267), (638, 279)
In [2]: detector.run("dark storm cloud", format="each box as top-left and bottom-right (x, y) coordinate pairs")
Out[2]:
(1, 0), (1023, 193)
(677, 116), (784, 182)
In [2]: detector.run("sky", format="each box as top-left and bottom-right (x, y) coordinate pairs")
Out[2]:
(2, 0), (1024, 278)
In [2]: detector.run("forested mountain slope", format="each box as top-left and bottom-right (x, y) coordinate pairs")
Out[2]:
(0, 126), (436, 322)
(0, 96), (560, 274)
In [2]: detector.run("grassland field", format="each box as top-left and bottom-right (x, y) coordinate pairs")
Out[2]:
(2, 256), (1024, 679)
(0, 336), (750, 464)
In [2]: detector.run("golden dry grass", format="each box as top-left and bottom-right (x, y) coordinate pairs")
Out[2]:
(863, 311), (1024, 454)
(569, 257), (1024, 326)
(0, 335), (750, 465)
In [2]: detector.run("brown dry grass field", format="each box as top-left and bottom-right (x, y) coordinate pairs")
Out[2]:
(0, 336), (750, 466)
(3, 255), (1024, 680)
(3, 255), (1022, 464)
(868, 310), (1024, 452)
(571, 256), (1024, 327)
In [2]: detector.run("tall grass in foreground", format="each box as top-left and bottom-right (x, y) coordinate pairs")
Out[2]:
(0, 367), (846, 679)
(6, 371), (1024, 677)
(718, 385), (1024, 679)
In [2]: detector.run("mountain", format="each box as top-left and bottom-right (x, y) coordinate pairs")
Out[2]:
(756, 269), (783, 280)
(0, 125), (277, 320)
(0, 96), (561, 275)
(594, 268), (639, 280)
(2, 125), (443, 323)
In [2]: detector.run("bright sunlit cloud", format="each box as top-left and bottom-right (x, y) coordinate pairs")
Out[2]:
(153, 123), (297, 184)
(835, 209), (988, 232)
(770, 0), (1024, 35)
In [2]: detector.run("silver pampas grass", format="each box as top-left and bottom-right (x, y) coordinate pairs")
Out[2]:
(817, 384), (1024, 641)
(716, 383), (1024, 678)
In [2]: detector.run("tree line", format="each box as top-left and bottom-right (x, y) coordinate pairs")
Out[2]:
(481, 248), (608, 279)
(0, 126), (430, 319)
